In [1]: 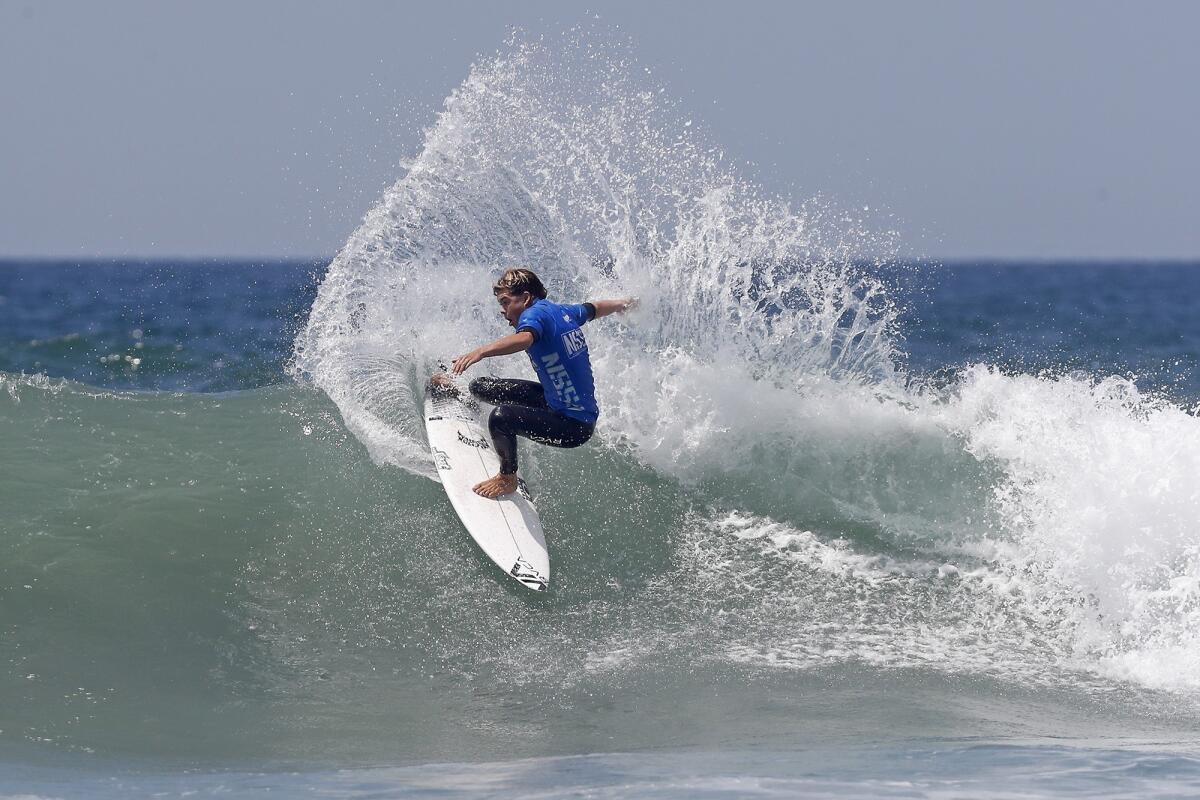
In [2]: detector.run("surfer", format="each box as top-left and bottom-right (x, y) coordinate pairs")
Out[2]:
(434, 267), (635, 499)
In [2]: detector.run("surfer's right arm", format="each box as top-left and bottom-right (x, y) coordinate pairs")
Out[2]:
(586, 298), (638, 319)
(450, 331), (536, 374)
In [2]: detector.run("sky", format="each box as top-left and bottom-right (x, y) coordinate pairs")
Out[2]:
(2, 0), (1198, 261)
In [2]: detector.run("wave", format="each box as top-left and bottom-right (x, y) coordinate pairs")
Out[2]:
(2, 364), (1198, 762)
(289, 32), (1200, 702)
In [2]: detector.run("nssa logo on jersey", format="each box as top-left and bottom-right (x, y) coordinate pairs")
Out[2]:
(539, 352), (583, 410)
(560, 328), (588, 358)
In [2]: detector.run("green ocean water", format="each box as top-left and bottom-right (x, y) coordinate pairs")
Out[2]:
(4, 372), (1199, 777)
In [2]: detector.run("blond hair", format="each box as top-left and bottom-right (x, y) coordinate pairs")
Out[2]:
(492, 268), (547, 299)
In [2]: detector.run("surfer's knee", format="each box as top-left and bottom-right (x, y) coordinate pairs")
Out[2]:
(488, 403), (518, 434)
(469, 376), (497, 402)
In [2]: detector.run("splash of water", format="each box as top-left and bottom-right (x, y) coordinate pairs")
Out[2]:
(294, 31), (1200, 697)
(292, 32), (902, 476)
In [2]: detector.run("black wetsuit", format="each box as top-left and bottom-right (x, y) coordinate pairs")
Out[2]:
(469, 376), (594, 475)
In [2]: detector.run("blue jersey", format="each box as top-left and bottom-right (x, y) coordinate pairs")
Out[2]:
(516, 299), (599, 424)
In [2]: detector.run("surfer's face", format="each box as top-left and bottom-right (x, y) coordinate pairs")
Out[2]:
(496, 291), (532, 328)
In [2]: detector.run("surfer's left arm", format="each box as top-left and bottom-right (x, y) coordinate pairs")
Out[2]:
(586, 298), (638, 320)
(450, 331), (535, 374)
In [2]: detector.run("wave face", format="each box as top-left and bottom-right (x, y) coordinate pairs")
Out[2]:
(4, 372), (1198, 766)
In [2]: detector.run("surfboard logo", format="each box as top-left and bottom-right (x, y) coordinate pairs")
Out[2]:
(457, 431), (489, 449)
(431, 447), (451, 470)
(510, 556), (548, 591)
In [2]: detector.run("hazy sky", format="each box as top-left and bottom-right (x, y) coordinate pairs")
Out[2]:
(3, 1), (1197, 260)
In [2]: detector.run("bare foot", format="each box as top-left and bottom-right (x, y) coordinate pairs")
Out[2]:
(473, 473), (518, 499)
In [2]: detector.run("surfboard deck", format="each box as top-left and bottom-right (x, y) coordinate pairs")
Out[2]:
(423, 380), (549, 592)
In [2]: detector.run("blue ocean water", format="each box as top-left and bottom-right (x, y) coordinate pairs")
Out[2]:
(0, 260), (322, 392)
(5, 260), (1196, 399)
(4, 33), (1200, 800)
(895, 262), (1200, 402)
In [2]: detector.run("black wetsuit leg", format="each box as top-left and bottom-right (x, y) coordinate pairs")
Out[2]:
(468, 377), (547, 409)
(469, 377), (594, 474)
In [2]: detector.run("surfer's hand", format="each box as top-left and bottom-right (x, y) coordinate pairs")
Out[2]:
(450, 350), (481, 374)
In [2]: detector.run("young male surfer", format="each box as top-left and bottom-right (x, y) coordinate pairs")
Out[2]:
(434, 267), (635, 499)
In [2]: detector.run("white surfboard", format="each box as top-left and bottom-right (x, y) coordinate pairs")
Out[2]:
(423, 380), (549, 592)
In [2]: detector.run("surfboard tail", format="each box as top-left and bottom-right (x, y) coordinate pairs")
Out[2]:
(510, 556), (549, 592)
